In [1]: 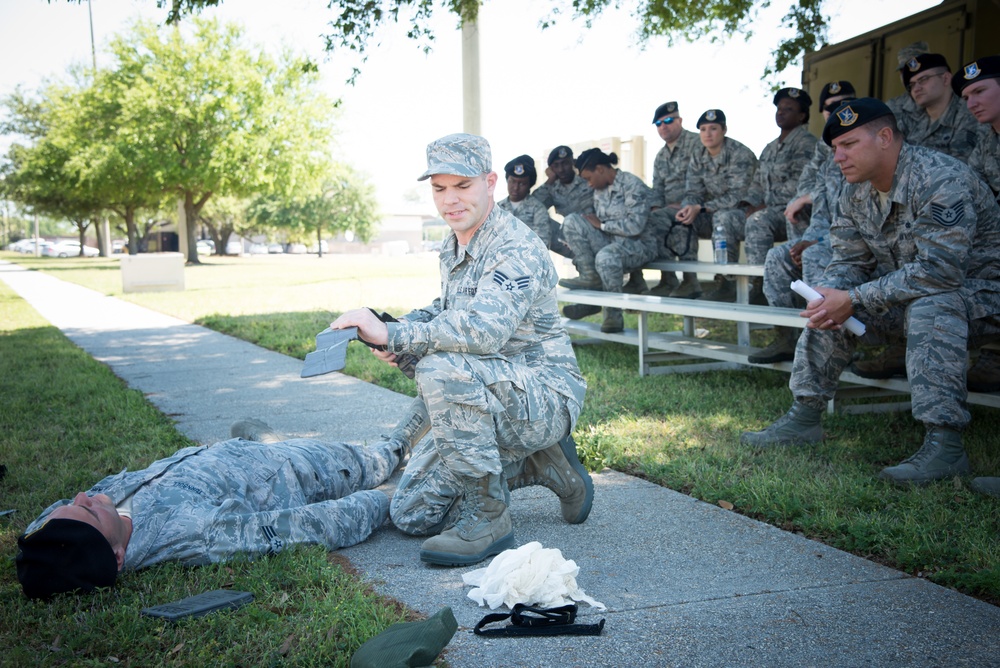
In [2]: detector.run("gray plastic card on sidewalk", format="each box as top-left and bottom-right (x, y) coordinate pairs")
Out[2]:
(301, 327), (358, 378)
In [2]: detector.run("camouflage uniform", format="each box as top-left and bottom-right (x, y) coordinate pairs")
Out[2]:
(715, 125), (817, 263)
(763, 142), (840, 307)
(387, 205), (586, 535)
(25, 438), (399, 570)
(529, 174), (593, 256)
(668, 138), (759, 260)
(789, 144), (1000, 430)
(896, 92), (980, 162)
(885, 93), (925, 137)
(497, 196), (555, 249)
(969, 124), (1000, 200)
(531, 175), (595, 216)
(649, 129), (702, 258)
(562, 170), (657, 300)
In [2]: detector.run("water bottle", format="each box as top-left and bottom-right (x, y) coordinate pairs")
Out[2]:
(713, 223), (728, 265)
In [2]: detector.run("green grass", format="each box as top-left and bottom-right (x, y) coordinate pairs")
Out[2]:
(0, 277), (416, 666)
(3, 250), (999, 617)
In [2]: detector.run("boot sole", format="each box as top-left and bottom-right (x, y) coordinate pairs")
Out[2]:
(419, 531), (515, 567)
(559, 435), (594, 524)
(848, 364), (906, 380)
(747, 352), (795, 365)
(878, 457), (970, 487)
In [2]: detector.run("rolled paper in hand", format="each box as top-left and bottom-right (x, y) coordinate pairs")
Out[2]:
(790, 280), (866, 336)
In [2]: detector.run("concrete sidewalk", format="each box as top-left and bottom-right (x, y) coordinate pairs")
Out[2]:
(3, 260), (998, 668)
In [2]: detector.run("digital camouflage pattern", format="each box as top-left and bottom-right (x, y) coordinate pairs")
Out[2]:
(497, 196), (554, 248)
(744, 125), (818, 209)
(419, 132), (492, 180)
(25, 438), (400, 570)
(969, 124), (1000, 200)
(715, 125), (817, 264)
(650, 129), (702, 208)
(531, 174), (595, 217)
(896, 93), (980, 162)
(385, 205), (586, 534)
(660, 137), (759, 260)
(562, 170), (657, 293)
(790, 143), (1000, 429)
(795, 141), (833, 199)
(763, 147), (845, 307)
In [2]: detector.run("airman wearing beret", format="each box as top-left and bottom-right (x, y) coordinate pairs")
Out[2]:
(17, 425), (405, 599)
(894, 53), (979, 162)
(708, 87), (817, 302)
(752, 82), (857, 364)
(646, 101), (702, 296)
(334, 133), (589, 567)
(743, 97), (1000, 490)
(497, 154), (570, 255)
(951, 56), (1000, 480)
(531, 144), (594, 270)
(667, 109), (758, 299)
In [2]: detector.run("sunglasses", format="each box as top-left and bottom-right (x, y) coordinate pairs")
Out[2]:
(654, 117), (675, 127)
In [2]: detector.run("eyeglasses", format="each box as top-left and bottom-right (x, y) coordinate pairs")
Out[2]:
(906, 72), (945, 91)
(654, 117), (675, 127)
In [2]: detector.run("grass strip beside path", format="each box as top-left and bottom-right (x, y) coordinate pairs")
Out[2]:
(0, 279), (415, 667)
(5, 253), (1000, 607)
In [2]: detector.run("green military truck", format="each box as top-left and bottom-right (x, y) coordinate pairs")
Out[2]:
(802, 0), (1000, 136)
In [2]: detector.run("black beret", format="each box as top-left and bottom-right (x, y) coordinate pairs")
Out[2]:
(547, 145), (573, 166)
(16, 518), (118, 599)
(652, 101), (679, 123)
(696, 109), (726, 128)
(773, 87), (812, 110)
(822, 97), (895, 146)
(819, 81), (857, 109)
(503, 154), (537, 187)
(901, 53), (950, 88)
(953, 55), (1000, 95)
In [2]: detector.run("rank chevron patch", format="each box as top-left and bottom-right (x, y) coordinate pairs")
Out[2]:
(931, 202), (964, 227)
(493, 270), (531, 292)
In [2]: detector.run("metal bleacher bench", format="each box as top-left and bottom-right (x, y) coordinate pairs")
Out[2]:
(558, 259), (1000, 413)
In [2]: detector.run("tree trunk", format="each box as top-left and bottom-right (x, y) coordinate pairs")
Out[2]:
(94, 216), (105, 256)
(125, 207), (140, 255)
(316, 225), (323, 258)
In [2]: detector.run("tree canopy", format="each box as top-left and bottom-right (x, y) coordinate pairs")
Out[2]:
(4, 17), (380, 258)
(149, 0), (827, 81)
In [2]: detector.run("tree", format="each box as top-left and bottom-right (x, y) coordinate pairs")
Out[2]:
(249, 164), (379, 256)
(146, 0), (827, 82)
(96, 18), (337, 263)
(1, 84), (104, 254)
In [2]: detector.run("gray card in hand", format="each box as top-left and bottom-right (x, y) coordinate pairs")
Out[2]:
(301, 327), (358, 378)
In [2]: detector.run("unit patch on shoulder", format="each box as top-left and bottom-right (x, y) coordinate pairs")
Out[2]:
(931, 202), (964, 227)
(493, 270), (531, 292)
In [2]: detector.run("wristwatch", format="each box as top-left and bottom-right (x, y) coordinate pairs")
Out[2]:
(847, 287), (862, 311)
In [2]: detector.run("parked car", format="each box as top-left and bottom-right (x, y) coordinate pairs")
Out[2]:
(8, 239), (35, 252)
(196, 239), (215, 255)
(248, 243), (269, 255)
(12, 239), (53, 254)
(225, 241), (243, 255)
(112, 239), (127, 254)
(46, 240), (99, 258)
(267, 243), (284, 254)
(286, 243), (307, 254)
(308, 240), (329, 253)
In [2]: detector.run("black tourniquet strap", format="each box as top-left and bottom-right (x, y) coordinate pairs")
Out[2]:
(664, 218), (695, 259)
(474, 604), (605, 637)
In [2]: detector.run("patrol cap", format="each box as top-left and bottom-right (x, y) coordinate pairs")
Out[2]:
(652, 101), (679, 123)
(417, 133), (492, 181)
(547, 145), (573, 166)
(819, 81), (857, 109)
(696, 109), (726, 128)
(503, 154), (538, 187)
(822, 97), (895, 146)
(952, 55), (1000, 95)
(901, 53), (951, 88)
(16, 518), (118, 599)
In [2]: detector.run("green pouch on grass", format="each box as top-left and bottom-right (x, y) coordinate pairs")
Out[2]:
(350, 606), (457, 668)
